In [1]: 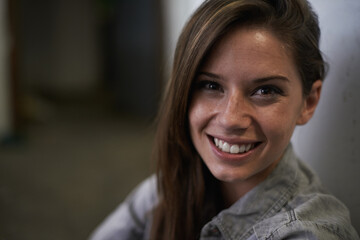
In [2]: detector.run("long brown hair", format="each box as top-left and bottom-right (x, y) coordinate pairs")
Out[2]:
(150, 0), (325, 239)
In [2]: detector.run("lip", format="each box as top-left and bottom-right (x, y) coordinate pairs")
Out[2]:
(207, 135), (262, 162)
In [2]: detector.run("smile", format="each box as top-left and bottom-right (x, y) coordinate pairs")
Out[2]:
(214, 137), (255, 154)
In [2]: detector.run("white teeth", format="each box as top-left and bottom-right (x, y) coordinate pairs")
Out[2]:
(222, 142), (230, 152)
(219, 140), (224, 149)
(239, 144), (246, 153)
(214, 137), (254, 154)
(230, 145), (239, 154)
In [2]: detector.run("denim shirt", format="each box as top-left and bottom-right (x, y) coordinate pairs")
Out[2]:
(89, 144), (359, 240)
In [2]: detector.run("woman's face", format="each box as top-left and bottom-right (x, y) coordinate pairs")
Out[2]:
(188, 27), (315, 189)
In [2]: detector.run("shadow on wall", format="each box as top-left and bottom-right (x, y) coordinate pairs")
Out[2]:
(292, 0), (360, 233)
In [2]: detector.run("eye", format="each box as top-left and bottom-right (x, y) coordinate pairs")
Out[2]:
(253, 85), (283, 97)
(197, 80), (223, 92)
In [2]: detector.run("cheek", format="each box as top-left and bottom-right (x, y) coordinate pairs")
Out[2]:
(188, 100), (202, 132)
(257, 104), (301, 140)
(188, 100), (204, 143)
(188, 96), (216, 132)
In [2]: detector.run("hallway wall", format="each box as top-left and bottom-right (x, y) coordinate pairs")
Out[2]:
(17, 0), (100, 96)
(161, 0), (203, 75)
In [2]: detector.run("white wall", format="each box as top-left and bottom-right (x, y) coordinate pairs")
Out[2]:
(292, 0), (360, 231)
(0, 0), (11, 139)
(161, 0), (203, 74)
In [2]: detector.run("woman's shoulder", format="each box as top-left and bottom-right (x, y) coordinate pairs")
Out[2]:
(232, 145), (359, 239)
(127, 174), (158, 212)
(253, 191), (360, 240)
(89, 175), (158, 240)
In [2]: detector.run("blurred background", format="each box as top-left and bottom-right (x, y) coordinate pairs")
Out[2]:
(0, 0), (359, 239)
(0, 0), (203, 239)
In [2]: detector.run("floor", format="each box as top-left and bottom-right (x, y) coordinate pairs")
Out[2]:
(0, 97), (155, 240)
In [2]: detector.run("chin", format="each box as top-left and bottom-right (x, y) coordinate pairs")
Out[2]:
(211, 168), (249, 183)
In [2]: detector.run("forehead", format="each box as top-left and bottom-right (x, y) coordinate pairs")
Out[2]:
(200, 26), (298, 81)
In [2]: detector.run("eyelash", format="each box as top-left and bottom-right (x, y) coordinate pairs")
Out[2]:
(196, 80), (223, 92)
(195, 80), (284, 98)
(252, 85), (284, 97)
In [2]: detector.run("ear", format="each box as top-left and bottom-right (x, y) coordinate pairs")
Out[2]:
(296, 80), (322, 125)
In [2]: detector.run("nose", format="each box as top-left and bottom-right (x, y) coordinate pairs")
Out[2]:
(218, 91), (252, 131)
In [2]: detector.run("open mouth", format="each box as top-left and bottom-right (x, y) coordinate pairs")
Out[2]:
(212, 137), (260, 154)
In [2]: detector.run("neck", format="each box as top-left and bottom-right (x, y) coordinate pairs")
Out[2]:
(220, 157), (281, 207)
(221, 180), (255, 208)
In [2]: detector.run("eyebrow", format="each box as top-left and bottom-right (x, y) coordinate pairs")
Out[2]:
(198, 71), (221, 79)
(198, 71), (289, 83)
(253, 75), (290, 83)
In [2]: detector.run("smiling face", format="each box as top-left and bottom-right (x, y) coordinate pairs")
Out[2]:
(188, 26), (319, 198)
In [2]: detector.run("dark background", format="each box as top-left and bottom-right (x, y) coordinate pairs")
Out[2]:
(1, 0), (163, 239)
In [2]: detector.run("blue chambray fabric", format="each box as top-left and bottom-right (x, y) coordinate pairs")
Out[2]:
(89, 144), (359, 240)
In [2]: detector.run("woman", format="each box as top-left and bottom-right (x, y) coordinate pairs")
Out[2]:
(90, 0), (359, 239)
